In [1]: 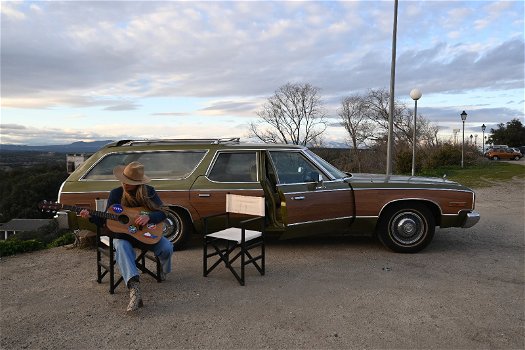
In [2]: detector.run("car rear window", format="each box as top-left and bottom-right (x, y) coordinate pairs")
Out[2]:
(82, 151), (207, 180)
(208, 152), (257, 182)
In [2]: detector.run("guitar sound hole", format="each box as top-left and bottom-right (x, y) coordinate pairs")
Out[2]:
(118, 215), (129, 225)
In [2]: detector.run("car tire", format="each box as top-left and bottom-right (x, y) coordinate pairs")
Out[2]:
(492, 156), (499, 160)
(376, 203), (435, 253)
(163, 208), (192, 250)
(514, 156), (521, 160)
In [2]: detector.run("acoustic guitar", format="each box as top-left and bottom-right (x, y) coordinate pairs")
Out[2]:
(38, 201), (164, 246)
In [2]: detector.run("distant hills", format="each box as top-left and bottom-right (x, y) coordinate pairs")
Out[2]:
(0, 140), (114, 153)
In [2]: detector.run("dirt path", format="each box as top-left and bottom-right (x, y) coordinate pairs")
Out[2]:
(1, 179), (524, 349)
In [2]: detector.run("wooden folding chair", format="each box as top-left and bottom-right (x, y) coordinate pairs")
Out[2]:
(96, 227), (162, 294)
(203, 194), (265, 286)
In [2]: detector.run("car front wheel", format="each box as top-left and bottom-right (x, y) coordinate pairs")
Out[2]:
(163, 208), (192, 250)
(377, 203), (435, 253)
(492, 156), (499, 160)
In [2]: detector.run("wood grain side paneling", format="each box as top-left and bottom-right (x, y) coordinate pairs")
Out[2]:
(353, 189), (474, 216)
(283, 190), (353, 225)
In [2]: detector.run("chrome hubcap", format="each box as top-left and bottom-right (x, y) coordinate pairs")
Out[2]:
(397, 218), (417, 236)
(390, 211), (426, 246)
(163, 213), (181, 242)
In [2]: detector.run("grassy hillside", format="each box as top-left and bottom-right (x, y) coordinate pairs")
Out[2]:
(420, 162), (525, 188)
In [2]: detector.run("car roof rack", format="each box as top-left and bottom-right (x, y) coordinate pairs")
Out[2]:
(113, 138), (240, 147)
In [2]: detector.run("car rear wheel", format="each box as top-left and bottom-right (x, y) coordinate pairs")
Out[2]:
(163, 208), (192, 250)
(376, 203), (435, 253)
(514, 155), (521, 160)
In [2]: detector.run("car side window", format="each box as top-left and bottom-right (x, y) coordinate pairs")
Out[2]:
(208, 152), (257, 182)
(83, 151), (206, 180)
(269, 151), (326, 184)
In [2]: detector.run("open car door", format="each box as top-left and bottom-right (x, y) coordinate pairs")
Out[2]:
(268, 150), (354, 239)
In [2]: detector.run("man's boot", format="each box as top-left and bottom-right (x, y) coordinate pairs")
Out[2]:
(127, 278), (143, 312)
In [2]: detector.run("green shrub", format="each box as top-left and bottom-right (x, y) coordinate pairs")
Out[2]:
(0, 232), (75, 256)
(47, 233), (75, 248)
(421, 143), (462, 171)
(15, 220), (69, 245)
(395, 148), (413, 174)
(0, 239), (45, 257)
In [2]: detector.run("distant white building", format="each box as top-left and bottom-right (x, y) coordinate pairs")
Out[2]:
(66, 153), (92, 174)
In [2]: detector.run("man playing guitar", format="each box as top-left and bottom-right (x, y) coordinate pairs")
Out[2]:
(80, 161), (173, 312)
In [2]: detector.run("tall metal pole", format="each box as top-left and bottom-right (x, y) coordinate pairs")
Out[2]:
(410, 88), (422, 176)
(386, 0), (398, 175)
(411, 99), (418, 176)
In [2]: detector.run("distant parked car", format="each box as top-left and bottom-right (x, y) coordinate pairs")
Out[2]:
(518, 146), (525, 156)
(485, 147), (522, 160)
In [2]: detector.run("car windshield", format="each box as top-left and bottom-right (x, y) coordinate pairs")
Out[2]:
(305, 149), (347, 179)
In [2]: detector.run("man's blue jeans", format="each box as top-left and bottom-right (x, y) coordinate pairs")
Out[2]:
(114, 237), (173, 285)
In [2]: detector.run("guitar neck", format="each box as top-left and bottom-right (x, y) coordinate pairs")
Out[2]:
(61, 204), (118, 221)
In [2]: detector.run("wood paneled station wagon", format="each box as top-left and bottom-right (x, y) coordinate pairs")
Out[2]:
(58, 138), (480, 253)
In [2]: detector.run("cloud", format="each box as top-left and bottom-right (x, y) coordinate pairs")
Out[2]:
(1, 124), (27, 130)
(0, 2), (26, 20)
(0, 1), (523, 146)
(0, 121), (252, 146)
(396, 38), (524, 95)
(151, 112), (187, 117)
(199, 100), (260, 116)
(2, 1), (523, 106)
(422, 106), (519, 123)
(104, 101), (141, 111)
(0, 123), (108, 145)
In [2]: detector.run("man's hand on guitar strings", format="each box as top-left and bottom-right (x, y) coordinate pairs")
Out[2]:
(135, 215), (150, 226)
(79, 209), (91, 219)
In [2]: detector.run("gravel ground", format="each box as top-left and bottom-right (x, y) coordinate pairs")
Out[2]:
(1, 178), (524, 349)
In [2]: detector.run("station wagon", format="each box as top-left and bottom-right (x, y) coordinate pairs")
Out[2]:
(58, 138), (480, 253)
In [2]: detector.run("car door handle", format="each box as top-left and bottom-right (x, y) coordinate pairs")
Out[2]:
(292, 196), (305, 200)
(198, 193), (211, 197)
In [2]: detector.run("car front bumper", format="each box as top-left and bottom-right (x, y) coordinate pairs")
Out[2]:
(462, 210), (480, 228)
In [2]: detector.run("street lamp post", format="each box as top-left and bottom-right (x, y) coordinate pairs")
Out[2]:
(461, 111), (467, 168)
(410, 88), (422, 176)
(470, 134), (473, 145)
(481, 124), (486, 154)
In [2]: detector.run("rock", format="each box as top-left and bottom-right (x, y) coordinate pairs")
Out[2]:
(73, 229), (97, 249)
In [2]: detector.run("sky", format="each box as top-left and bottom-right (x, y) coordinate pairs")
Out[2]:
(1, 0), (524, 146)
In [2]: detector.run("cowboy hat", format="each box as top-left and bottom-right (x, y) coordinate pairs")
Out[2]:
(113, 161), (151, 185)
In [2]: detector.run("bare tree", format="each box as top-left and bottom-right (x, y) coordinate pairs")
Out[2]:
(365, 88), (438, 147)
(338, 94), (375, 171)
(249, 83), (327, 146)
(417, 118), (440, 147)
(365, 88), (408, 143)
